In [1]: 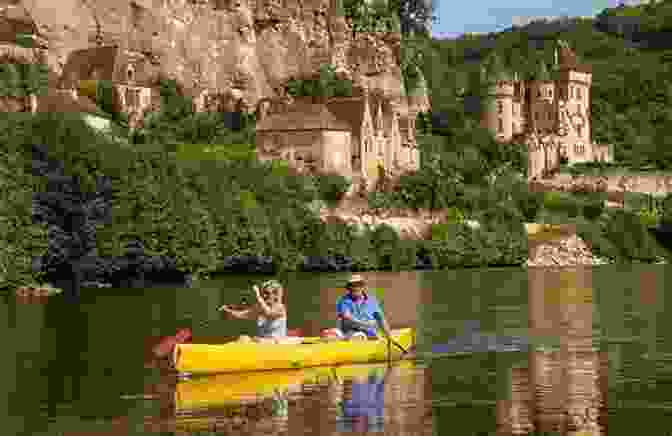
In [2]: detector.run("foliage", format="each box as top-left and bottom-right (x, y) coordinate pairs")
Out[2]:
(541, 191), (605, 220)
(0, 63), (49, 98)
(428, 221), (527, 268)
(285, 64), (353, 98)
(131, 79), (256, 146)
(314, 172), (352, 207)
(0, 120), (49, 290)
(601, 209), (668, 261)
(516, 189), (544, 222)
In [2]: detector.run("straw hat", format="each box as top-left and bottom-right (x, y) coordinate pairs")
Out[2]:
(346, 274), (366, 285)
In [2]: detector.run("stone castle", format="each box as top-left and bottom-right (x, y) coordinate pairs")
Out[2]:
(255, 81), (427, 191)
(481, 41), (613, 180)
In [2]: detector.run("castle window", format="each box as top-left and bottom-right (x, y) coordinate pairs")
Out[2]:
(548, 111), (552, 121)
(513, 105), (517, 116)
(498, 118), (503, 132)
(535, 112), (539, 121)
(575, 143), (585, 154)
(577, 87), (582, 99)
(577, 124), (583, 136)
(537, 89), (542, 98)
(497, 101), (503, 114)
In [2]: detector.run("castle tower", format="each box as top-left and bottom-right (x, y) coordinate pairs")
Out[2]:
(528, 61), (557, 134)
(483, 79), (515, 142)
(556, 41), (592, 162)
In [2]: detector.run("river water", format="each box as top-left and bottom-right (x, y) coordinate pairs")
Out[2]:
(1, 265), (671, 435)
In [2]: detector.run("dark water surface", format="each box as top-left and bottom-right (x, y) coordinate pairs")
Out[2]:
(1, 265), (671, 435)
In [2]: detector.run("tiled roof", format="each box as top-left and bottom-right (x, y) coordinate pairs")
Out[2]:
(256, 103), (351, 132)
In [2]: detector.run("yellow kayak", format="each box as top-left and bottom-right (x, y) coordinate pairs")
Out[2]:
(176, 360), (416, 411)
(173, 328), (415, 375)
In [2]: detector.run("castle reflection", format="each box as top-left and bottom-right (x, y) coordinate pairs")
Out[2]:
(497, 267), (608, 435)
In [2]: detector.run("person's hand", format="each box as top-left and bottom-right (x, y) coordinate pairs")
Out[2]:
(365, 320), (378, 329)
(253, 285), (263, 302)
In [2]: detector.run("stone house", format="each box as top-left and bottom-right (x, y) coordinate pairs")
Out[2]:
(59, 45), (160, 128)
(255, 88), (420, 190)
(481, 41), (614, 180)
(0, 9), (46, 113)
(256, 102), (353, 176)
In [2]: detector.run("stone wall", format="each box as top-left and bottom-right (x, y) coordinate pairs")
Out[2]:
(541, 173), (672, 196)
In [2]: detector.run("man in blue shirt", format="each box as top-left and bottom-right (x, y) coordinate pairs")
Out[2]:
(335, 274), (392, 340)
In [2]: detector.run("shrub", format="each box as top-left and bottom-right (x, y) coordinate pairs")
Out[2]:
(580, 196), (606, 220)
(0, 138), (49, 290)
(516, 190), (544, 221)
(543, 192), (581, 218)
(315, 172), (351, 207)
(602, 209), (667, 261)
(444, 206), (466, 224)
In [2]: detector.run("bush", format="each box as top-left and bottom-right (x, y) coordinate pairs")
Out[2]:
(516, 190), (544, 221)
(602, 209), (667, 261)
(0, 138), (49, 290)
(543, 191), (581, 217)
(580, 195), (606, 220)
(315, 172), (351, 207)
(428, 221), (527, 268)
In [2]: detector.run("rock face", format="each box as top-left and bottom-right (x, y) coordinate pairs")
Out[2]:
(526, 233), (610, 268)
(14, 0), (429, 111)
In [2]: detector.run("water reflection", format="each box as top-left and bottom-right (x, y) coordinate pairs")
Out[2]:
(497, 267), (605, 435)
(4, 266), (672, 435)
(147, 360), (432, 435)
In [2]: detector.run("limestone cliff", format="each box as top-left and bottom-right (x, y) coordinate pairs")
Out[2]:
(9, 0), (429, 111)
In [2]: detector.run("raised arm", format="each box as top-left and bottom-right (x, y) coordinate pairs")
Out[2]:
(218, 304), (256, 320)
(254, 286), (285, 319)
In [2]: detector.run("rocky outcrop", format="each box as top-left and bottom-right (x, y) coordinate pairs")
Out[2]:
(526, 232), (611, 268)
(320, 206), (440, 240)
(11, 0), (429, 112)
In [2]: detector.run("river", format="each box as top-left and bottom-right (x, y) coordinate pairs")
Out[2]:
(1, 265), (671, 435)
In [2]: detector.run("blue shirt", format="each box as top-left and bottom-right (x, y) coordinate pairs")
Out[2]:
(336, 292), (383, 338)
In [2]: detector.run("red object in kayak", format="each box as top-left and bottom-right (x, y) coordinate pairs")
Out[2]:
(287, 328), (303, 337)
(152, 328), (192, 358)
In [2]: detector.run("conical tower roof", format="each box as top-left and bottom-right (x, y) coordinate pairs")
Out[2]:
(556, 39), (592, 73)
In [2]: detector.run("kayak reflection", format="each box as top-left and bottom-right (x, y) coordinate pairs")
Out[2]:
(172, 361), (417, 433)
